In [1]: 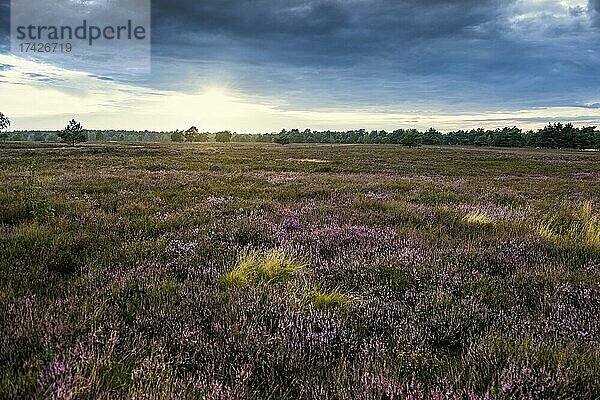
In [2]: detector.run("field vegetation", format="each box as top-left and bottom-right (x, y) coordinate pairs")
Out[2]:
(0, 142), (598, 399)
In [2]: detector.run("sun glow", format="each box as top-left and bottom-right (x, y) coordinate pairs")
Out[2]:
(202, 86), (230, 101)
(1, 54), (599, 132)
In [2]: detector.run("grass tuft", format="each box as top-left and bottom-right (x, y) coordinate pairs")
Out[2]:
(220, 248), (305, 287)
(537, 201), (600, 247)
(463, 211), (493, 225)
(308, 290), (352, 310)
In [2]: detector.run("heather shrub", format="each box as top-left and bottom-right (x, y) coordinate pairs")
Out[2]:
(1, 144), (598, 398)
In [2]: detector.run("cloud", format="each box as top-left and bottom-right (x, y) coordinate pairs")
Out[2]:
(1, 0), (600, 129)
(0, 0), (8, 51)
(1, 53), (598, 133)
(3, 0), (150, 75)
(152, 0), (513, 63)
(590, 0), (600, 26)
(141, 0), (600, 112)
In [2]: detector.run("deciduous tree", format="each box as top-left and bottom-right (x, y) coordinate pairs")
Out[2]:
(215, 131), (232, 143)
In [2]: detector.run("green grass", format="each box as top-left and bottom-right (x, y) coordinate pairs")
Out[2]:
(308, 290), (353, 309)
(220, 248), (305, 287)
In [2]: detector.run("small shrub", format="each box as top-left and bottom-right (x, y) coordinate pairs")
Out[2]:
(30, 199), (56, 223)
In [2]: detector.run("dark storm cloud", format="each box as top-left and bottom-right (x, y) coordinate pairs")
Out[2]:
(144, 0), (600, 109)
(0, 0), (8, 51)
(590, 0), (600, 26)
(151, 0), (513, 63)
(152, 0), (503, 37)
(146, 0), (520, 104)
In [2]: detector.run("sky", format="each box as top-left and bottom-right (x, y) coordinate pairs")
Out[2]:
(1, 0), (600, 132)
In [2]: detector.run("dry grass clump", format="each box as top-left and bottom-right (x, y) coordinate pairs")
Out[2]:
(538, 201), (600, 247)
(220, 248), (305, 287)
(463, 211), (493, 225)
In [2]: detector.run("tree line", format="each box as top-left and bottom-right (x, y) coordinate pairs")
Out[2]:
(234, 125), (600, 149)
(1, 112), (599, 149)
(2, 125), (233, 144)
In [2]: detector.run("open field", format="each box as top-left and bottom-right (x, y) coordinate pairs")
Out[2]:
(1, 142), (599, 399)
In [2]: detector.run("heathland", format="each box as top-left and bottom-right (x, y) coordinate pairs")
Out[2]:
(0, 142), (598, 399)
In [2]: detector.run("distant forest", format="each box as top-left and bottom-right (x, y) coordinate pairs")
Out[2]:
(4, 123), (600, 149)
